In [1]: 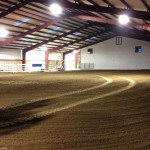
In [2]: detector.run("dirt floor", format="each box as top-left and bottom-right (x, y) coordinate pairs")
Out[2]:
(0, 70), (149, 150)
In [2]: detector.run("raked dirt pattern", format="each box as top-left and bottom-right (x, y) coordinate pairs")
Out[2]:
(0, 71), (150, 150)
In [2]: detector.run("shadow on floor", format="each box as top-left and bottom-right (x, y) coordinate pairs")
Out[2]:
(0, 99), (55, 136)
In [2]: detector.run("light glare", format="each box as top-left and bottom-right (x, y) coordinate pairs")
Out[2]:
(72, 50), (78, 54)
(40, 46), (47, 51)
(0, 28), (8, 37)
(118, 15), (130, 25)
(49, 4), (62, 16)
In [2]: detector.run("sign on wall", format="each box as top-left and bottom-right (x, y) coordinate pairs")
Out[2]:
(32, 64), (42, 67)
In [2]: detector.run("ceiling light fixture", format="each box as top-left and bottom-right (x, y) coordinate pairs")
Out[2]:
(118, 14), (130, 25)
(0, 28), (8, 37)
(49, 3), (62, 16)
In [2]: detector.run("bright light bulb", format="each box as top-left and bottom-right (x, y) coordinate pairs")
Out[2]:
(118, 14), (130, 25)
(49, 3), (62, 16)
(0, 28), (8, 37)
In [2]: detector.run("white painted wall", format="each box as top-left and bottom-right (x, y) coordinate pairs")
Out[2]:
(25, 51), (63, 71)
(26, 51), (45, 71)
(26, 51), (45, 60)
(65, 53), (75, 70)
(49, 52), (62, 60)
(0, 49), (21, 60)
(81, 37), (150, 70)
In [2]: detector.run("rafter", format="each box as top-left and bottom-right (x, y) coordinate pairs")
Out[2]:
(92, 22), (150, 35)
(81, 0), (111, 19)
(63, 34), (116, 55)
(120, 0), (148, 24)
(22, 23), (101, 53)
(102, 0), (114, 7)
(80, 35), (115, 49)
(141, 0), (150, 12)
(106, 26), (150, 41)
(0, 17), (66, 48)
(0, 0), (33, 19)
(36, 0), (150, 20)
(102, 0), (120, 19)
(117, 31), (150, 41)
(47, 30), (113, 53)
(76, 15), (150, 31)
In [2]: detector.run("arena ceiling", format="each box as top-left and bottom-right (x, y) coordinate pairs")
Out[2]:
(0, 0), (150, 54)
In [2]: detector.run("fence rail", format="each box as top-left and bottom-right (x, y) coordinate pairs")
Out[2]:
(0, 64), (31, 73)
(81, 63), (94, 70)
(0, 63), (65, 73)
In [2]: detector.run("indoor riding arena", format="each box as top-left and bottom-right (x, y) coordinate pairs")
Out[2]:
(0, 0), (150, 150)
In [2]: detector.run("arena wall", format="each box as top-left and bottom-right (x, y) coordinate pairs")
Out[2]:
(81, 37), (150, 70)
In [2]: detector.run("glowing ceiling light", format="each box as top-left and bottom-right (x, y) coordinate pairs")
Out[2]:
(118, 14), (130, 25)
(49, 3), (62, 16)
(0, 28), (8, 37)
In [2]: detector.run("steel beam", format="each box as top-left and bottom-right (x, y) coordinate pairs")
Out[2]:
(22, 23), (99, 53)
(22, 50), (26, 64)
(120, 0), (148, 24)
(0, 17), (66, 48)
(141, 0), (150, 12)
(64, 34), (116, 56)
(0, 0), (33, 19)
(37, 0), (150, 20)
(76, 15), (150, 31)
(116, 31), (150, 41)
(47, 30), (111, 53)
(45, 51), (49, 65)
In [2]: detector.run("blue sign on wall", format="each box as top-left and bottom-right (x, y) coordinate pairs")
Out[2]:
(32, 64), (42, 67)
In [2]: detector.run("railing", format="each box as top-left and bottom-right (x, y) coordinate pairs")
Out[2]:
(0, 64), (31, 73)
(48, 63), (65, 72)
(0, 63), (65, 73)
(81, 63), (94, 70)
(0, 61), (82, 73)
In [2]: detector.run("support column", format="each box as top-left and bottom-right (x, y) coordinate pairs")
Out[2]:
(22, 50), (26, 64)
(22, 50), (26, 71)
(45, 51), (50, 70)
(45, 51), (49, 64)
(75, 52), (80, 69)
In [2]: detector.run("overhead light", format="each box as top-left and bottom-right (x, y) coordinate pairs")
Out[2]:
(49, 3), (62, 16)
(0, 28), (8, 37)
(118, 14), (130, 25)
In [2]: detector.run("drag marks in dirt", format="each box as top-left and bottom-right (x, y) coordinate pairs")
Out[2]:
(0, 76), (135, 128)
(0, 76), (112, 110)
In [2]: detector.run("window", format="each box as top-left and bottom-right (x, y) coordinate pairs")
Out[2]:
(13, 22), (22, 26)
(22, 18), (31, 22)
(116, 36), (122, 45)
(135, 46), (142, 53)
(75, 33), (81, 36)
(87, 48), (93, 54)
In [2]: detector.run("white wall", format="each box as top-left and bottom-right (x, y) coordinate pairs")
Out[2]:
(26, 51), (45, 61)
(49, 52), (62, 60)
(0, 50), (62, 61)
(0, 49), (21, 60)
(65, 53), (75, 70)
(81, 37), (150, 70)
(26, 51), (45, 71)
(26, 51), (63, 71)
